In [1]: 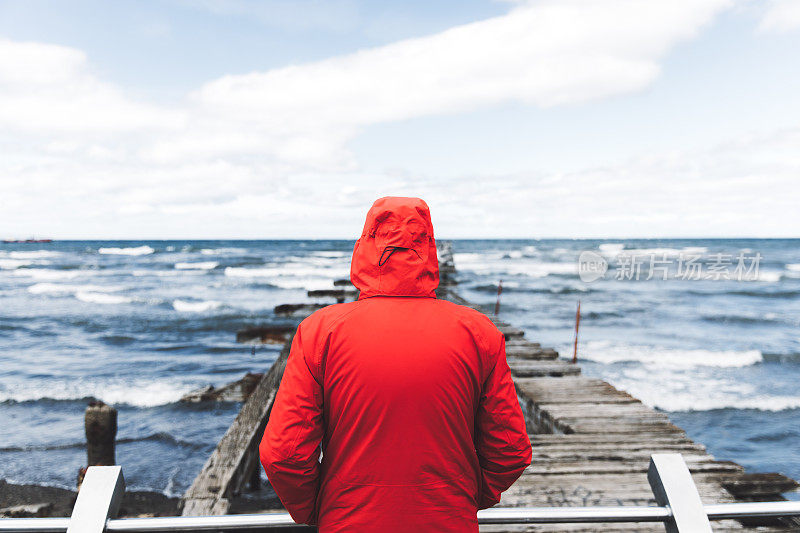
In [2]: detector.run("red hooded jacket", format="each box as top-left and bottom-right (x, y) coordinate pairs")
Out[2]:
(260, 197), (531, 532)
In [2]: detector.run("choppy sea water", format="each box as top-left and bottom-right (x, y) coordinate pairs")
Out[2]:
(0, 240), (798, 498)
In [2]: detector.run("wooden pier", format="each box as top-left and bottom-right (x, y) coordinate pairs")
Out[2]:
(182, 242), (799, 531)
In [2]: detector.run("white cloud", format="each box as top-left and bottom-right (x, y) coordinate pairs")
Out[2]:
(188, 0), (730, 160)
(5, 0), (780, 239)
(758, 0), (800, 33)
(0, 39), (184, 133)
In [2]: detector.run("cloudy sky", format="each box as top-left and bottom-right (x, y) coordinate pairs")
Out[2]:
(1, 0), (799, 239)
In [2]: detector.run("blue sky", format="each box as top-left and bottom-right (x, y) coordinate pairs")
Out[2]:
(1, 0), (799, 238)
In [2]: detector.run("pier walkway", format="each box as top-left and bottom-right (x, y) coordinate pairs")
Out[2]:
(183, 242), (799, 531)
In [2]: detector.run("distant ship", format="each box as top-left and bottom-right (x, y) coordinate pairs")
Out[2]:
(2, 237), (53, 243)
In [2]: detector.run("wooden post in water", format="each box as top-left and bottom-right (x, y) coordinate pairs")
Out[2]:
(85, 401), (117, 467)
(494, 280), (503, 316)
(572, 300), (581, 364)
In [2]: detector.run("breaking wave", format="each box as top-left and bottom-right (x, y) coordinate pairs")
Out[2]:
(0, 432), (202, 453)
(472, 283), (589, 295)
(174, 261), (218, 270)
(200, 247), (247, 255)
(619, 246), (708, 256)
(0, 259), (32, 269)
(453, 253), (576, 278)
(631, 387), (800, 413)
(75, 292), (132, 305)
(28, 283), (118, 295)
(598, 243), (625, 254)
(0, 380), (197, 407)
(13, 269), (81, 280)
(172, 299), (221, 312)
(5, 250), (62, 259)
(580, 341), (763, 368)
(98, 245), (154, 256)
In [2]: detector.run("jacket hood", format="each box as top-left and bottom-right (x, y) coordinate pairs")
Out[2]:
(350, 197), (439, 299)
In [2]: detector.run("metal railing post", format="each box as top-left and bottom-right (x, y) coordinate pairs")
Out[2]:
(67, 466), (125, 533)
(647, 453), (713, 533)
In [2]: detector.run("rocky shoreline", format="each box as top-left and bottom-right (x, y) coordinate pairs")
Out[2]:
(0, 479), (179, 518)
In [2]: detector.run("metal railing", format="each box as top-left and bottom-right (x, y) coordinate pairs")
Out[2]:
(2, 454), (798, 532)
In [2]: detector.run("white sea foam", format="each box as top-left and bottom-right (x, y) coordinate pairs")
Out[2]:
(622, 247), (702, 256)
(28, 283), (116, 294)
(225, 263), (349, 279)
(312, 251), (348, 258)
(580, 341), (763, 368)
(286, 255), (349, 267)
(749, 270), (782, 283)
(7, 250), (61, 259)
(27, 282), (131, 304)
(75, 292), (132, 305)
(598, 243), (625, 253)
(660, 394), (800, 412)
(173, 299), (221, 312)
(621, 381), (800, 412)
(27, 282), (71, 294)
(452, 252), (485, 265)
(200, 247), (247, 255)
(513, 262), (577, 278)
(0, 380), (195, 407)
(682, 246), (708, 254)
(453, 252), (576, 278)
(13, 269), (80, 280)
(98, 245), (154, 256)
(270, 277), (341, 291)
(224, 267), (277, 277)
(785, 264), (800, 278)
(174, 261), (218, 270)
(625, 247), (682, 256)
(599, 365), (800, 412)
(132, 269), (193, 277)
(0, 259), (32, 269)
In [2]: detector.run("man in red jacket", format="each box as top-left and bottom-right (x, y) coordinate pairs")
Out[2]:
(260, 197), (531, 532)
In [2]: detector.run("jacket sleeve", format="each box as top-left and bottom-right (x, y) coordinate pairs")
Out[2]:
(475, 330), (532, 509)
(259, 324), (324, 525)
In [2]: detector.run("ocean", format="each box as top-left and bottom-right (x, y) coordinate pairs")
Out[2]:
(1, 239), (798, 499)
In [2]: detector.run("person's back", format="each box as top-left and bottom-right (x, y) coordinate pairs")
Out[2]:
(260, 197), (532, 532)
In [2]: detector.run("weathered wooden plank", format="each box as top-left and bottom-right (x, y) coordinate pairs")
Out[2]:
(180, 334), (294, 515)
(509, 361), (582, 377)
(719, 472), (800, 497)
(515, 377), (641, 404)
(529, 434), (697, 447)
(498, 325), (526, 339)
(307, 289), (357, 303)
(536, 403), (670, 418)
(529, 442), (707, 455)
(524, 460), (742, 476)
(506, 346), (559, 360)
